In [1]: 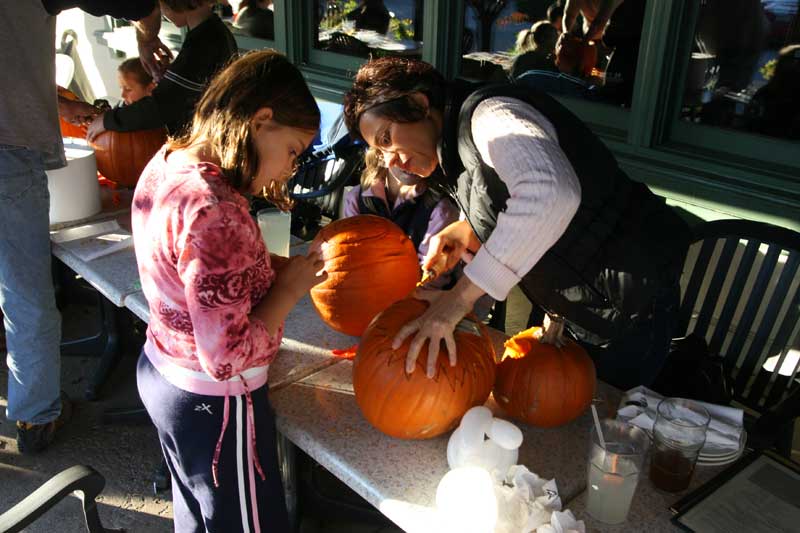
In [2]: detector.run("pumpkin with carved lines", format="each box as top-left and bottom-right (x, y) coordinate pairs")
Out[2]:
(353, 298), (497, 439)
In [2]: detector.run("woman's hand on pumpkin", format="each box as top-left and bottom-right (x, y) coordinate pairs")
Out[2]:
(86, 114), (107, 142)
(274, 251), (327, 300)
(393, 277), (485, 379)
(423, 221), (481, 277)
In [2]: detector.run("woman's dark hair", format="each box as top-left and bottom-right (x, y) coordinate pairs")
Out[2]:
(117, 57), (153, 86)
(168, 50), (320, 205)
(343, 57), (447, 142)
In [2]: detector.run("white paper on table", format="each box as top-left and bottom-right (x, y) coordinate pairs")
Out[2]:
(50, 219), (133, 262)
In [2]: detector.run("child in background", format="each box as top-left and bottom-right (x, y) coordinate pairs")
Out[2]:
(132, 50), (325, 533)
(88, 0), (237, 140)
(344, 147), (460, 288)
(117, 57), (156, 105)
(344, 149), (495, 319)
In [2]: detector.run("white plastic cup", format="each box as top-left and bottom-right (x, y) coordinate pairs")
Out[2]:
(257, 207), (291, 257)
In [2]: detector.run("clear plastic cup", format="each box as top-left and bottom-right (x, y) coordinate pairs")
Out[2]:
(586, 419), (650, 524)
(649, 398), (710, 492)
(257, 207), (291, 257)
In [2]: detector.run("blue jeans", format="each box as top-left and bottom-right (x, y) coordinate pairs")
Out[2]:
(0, 145), (62, 424)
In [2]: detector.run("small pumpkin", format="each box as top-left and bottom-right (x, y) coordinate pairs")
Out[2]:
(353, 298), (497, 439)
(493, 315), (596, 428)
(57, 86), (88, 139)
(555, 34), (598, 78)
(90, 127), (167, 188)
(310, 215), (420, 336)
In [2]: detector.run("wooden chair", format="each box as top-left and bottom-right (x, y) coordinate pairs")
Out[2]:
(678, 219), (800, 452)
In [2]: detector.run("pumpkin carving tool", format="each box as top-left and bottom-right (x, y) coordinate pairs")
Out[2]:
(417, 247), (451, 287)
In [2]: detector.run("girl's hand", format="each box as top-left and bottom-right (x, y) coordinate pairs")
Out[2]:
(86, 114), (107, 142)
(274, 251), (327, 299)
(269, 253), (291, 275)
(423, 220), (481, 276)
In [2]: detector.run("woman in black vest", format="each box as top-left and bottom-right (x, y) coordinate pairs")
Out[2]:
(343, 57), (691, 390)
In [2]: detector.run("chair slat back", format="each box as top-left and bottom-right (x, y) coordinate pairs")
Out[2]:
(679, 220), (800, 412)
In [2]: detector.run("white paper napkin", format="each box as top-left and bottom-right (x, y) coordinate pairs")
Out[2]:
(617, 386), (743, 454)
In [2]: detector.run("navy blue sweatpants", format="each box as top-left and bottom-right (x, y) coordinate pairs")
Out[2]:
(137, 353), (290, 533)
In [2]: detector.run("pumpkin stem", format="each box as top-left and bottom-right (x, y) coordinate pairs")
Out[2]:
(541, 315), (565, 346)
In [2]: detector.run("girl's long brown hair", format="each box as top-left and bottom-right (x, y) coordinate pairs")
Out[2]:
(168, 49), (320, 208)
(360, 147), (388, 191)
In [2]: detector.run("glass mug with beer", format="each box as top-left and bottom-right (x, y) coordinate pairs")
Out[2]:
(649, 398), (710, 492)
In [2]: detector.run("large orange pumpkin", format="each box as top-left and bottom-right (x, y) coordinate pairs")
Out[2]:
(90, 128), (167, 188)
(493, 316), (596, 428)
(310, 215), (420, 336)
(57, 86), (88, 139)
(354, 299), (497, 439)
(555, 34), (598, 78)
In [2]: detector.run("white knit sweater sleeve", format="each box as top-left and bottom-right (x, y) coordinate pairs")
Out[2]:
(462, 96), (581, 301)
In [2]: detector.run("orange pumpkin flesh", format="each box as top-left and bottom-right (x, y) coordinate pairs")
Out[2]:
(90, 128), (167, 188)
(354, 299), (497, 439)
(310, 215), (420, 336)
(494, 317), (596, 428)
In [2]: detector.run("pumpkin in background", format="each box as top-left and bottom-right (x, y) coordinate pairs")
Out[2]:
(555, 34), (598, 78)
(90, 128), (167, 188)
(493, 316), (596, 428)
(57, 86), (88, 139)
(353, 298), (497, 439)
(310, 215), (420, 336)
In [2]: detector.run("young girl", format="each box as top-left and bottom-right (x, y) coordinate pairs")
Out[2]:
(343, 147), (460, 288)
(132, 50), (325, 533)
(117, 57), (155, 105)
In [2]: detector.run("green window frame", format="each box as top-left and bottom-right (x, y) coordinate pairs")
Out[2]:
(198, 0), (800, 227)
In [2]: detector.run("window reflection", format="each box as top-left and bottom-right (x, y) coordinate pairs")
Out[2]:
(314, 1), (424, 59)
(460, 1), (646, 108)
(682, 0), (800, 141)
(230, 0), (275, 40)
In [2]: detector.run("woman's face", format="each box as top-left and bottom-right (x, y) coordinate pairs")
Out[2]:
(358, 99), (441, 180)
(249, 108), (316, 195)
(118, 72), (154, 105)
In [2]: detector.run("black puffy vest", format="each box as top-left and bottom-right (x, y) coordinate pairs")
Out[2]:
(434, 81), (691, 343)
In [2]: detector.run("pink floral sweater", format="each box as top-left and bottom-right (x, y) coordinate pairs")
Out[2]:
(132, 147), (282, 382)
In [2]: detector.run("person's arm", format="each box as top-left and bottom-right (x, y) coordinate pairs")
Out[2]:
(342, 186), (361, 218)
(99, 95), (165, 133)
(395, 96), (581, 376)
(462, 96), (581, 301)
(418, 197), (461, 289)
(133, 3), (172, 80)
(250, 251), (325, 336)
(177, 201), (284, 379)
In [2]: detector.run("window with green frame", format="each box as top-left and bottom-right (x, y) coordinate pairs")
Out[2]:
(179, 1), (800, 225)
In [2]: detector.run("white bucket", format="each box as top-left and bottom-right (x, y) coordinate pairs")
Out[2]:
(47, 139), (101, 225)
